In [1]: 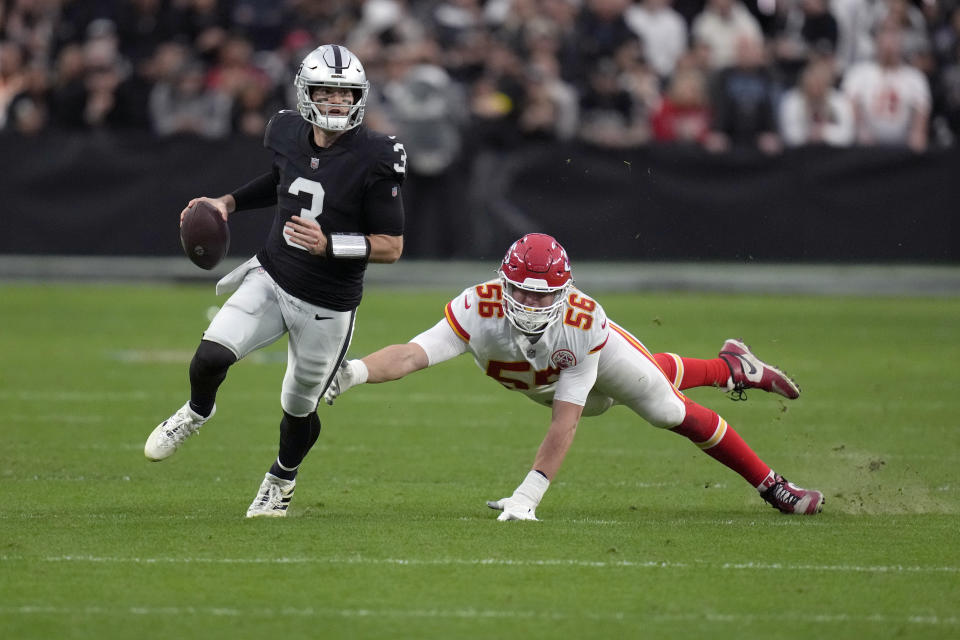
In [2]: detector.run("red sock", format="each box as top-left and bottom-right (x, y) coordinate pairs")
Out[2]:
(654, 353), (731, 390)
(669, 398), (770, 487)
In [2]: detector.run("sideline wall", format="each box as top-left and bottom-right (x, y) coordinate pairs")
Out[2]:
(1, 133), (956, 263)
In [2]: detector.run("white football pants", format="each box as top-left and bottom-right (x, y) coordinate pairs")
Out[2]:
(585, 322), (687, 428)
(203, 259), (355, 416)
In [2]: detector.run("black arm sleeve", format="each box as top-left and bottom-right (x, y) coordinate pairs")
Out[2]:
(362, 179), (405, 236)
(230, 166), (279, 212)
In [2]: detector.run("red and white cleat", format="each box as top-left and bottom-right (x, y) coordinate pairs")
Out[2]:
(759, 473), (824, 515)
(718, 339), (801, 400)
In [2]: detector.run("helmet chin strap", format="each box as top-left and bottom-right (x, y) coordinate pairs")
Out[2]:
(309, 101), (355, 131)
(520, 323), (548, 340)
(317, 115), (350, 131)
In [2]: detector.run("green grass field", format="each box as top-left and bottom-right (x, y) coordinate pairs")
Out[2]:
(1, 282), (958, 639)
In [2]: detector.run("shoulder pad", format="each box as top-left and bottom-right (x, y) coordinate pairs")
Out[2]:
(264, 110), (304, 150)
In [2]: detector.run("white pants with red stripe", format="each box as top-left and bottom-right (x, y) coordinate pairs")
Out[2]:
(584, 322), (686, 427)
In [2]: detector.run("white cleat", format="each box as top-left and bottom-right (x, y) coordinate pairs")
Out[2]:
(245, 473), (296, 518)
(144, 402), (215, 461)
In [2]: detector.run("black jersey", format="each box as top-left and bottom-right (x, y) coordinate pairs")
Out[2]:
(256, 110), (406, 311)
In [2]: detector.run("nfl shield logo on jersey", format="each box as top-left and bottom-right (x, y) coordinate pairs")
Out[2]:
(310, 157), (319, 170)
(391, 185), (398, 197)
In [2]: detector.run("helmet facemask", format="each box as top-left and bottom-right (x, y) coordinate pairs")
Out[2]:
(500, 277), (570, 335)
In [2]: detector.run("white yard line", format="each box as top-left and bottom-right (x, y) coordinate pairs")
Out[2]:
(1, 554), (957, 574)
(0, 604), (956, 626)
(0, 390), (154, 401)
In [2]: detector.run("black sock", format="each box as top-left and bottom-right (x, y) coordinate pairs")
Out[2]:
(188, 340), (236, 417)
(272, 411), (321, 480)
(269, 458), (298, 481)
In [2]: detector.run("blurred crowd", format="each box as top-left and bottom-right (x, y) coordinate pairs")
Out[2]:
(2, 0), (959, 156)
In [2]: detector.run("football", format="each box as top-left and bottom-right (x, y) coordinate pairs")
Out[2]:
(180, 200), (229, 270)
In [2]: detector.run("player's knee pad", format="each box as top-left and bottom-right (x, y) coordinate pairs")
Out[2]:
(643, 391), (687, 429)
(581, 392), (616, 417)
(281, 364), (333, 416)
(281, 383), (322, 417)
(189, 339), (237, 385)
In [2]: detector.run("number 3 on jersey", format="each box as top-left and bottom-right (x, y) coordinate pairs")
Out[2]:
(285, 142), (404, 251)
(285, 177), (325, 250)
(393, 142), (407, 174)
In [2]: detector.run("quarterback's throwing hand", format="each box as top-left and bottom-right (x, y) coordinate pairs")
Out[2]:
(180, 196), (228, 225)
(486, 497), (539, 521)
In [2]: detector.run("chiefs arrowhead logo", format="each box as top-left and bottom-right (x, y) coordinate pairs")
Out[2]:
(551, 349), (577, 369)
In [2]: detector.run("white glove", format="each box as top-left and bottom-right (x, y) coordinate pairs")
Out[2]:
(486, 470), (550, 521)
(322, 359), (368, 405)
(487, 495), (539, 521)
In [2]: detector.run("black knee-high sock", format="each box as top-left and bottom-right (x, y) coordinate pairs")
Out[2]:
(270, 411), (321, 481)
(188, 340), (236, 417)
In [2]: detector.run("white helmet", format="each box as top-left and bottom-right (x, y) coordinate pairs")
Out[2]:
(294, 44), (368, 131)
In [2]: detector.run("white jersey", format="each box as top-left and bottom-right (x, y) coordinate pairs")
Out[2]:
(415, 280), (609, 408)
(841, 62), (931, 144)
(410, 280), (687, 428)
(624, 5), (688, 78)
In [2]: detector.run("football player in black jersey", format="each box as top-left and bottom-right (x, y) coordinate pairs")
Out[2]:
(144, 44), (407, 518)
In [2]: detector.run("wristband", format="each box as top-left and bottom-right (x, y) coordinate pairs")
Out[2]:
(349, 359), (369, 385)
(513, 469), (550, 507)
(326, 233), (371, 259)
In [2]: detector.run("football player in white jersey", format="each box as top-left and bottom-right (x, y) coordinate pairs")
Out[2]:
(324, 233), (823, 519)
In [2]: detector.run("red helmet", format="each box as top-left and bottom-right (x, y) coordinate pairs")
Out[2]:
(498, 233), (573, 334)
